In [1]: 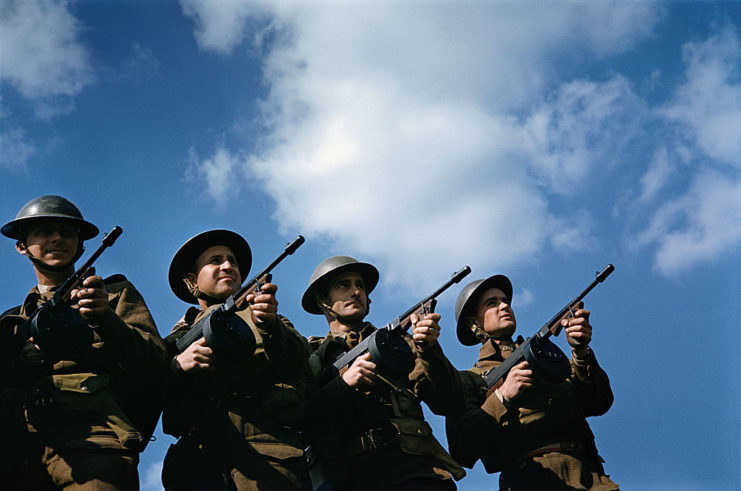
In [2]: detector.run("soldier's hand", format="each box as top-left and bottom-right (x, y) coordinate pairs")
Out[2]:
(71, 275), (110, 325)
(245, 282), (278, 326)
(342, 352), (376, 388)
(411, 312), (441, 351)
(562, 303), (592, 358)
(499, 361), (535, 401)
(175, 337), (214, 373)
(18, 337), (51, 374)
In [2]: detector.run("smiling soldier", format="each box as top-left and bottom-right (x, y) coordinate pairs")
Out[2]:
(161, 230), (311, 490)
(0, 195), (166, 490)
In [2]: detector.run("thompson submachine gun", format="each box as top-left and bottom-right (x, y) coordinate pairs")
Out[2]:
(483, 264), (615, 391)
(19, 226), (123, 360)
(332, 266), (471, 377)
(175, 235), (305, 358)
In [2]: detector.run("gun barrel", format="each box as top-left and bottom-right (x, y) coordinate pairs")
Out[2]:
(51, 226), (123, 307)
(396, 266), (471, 323)
(334, 266), (471, 372)
(235, 235), (305, 300)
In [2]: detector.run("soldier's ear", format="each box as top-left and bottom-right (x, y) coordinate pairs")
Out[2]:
(15, 240), (28, 256)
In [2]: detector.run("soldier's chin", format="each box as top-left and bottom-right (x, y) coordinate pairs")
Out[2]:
(489, 325), (516, 339)
(341, 309), (365, 323)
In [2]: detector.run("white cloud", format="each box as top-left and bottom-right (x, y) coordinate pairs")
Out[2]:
(638, 172), (741, 276)
(0, 126), (35, 173)
(181, 0), (272, 55)
(578, 2), (664, 57)
(518, 76), (647, 190)
(184, 144), (243, 208)
(639, 147), (675, 203)
(660, 24), (741, 168)
(140, 460), (164, 491)
(623, 24), (741, 275)
(514, 287), (535, 308)
(181, 3), (674, 287)
(0, 0), (93, 103)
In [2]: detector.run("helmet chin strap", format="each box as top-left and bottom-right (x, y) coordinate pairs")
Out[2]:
(184, 277), (227, 307)
(17, 241), (83, 274)
(316, 294), (367, 328)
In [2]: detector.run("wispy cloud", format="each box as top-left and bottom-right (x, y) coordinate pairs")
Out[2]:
(140, 460), (164, 491)
(660, 24), (741, 168)
(635, 23), (741, 274)
(181, 0), (271, 55)
(0, 0), (93, 111)
(638, 171), (741, 276)
(183, 144), (244, 209)
(178, 2), (739, 282)
(0, 125), (35, 173)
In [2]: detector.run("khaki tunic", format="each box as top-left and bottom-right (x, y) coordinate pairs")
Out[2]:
(0, 275), (167, 489)
(161, 306), (311, 490)
(446, 338), (619, 490)
(303, 323), (466, 490)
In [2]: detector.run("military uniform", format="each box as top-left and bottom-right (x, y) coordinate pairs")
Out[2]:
(446, 339), (619, 490)
(0, 275), (166, 490)
(161, 306), (311, 490)
(303, 322), (466, 490)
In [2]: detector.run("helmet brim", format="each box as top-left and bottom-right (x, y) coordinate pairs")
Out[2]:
(301, 260), (379, 315)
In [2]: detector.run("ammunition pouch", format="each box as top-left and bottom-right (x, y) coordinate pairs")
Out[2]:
(49, 373), (143, 450)
(390, 418), (466, 481)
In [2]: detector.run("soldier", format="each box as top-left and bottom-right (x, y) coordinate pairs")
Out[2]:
(0, 195), (167, 490)
(301, 256), (466, 490)
(446, 274), (618, 490)
(161, 230), (311, 490)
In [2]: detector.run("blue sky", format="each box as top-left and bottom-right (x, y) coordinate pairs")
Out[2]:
(1, 1), (740, 489)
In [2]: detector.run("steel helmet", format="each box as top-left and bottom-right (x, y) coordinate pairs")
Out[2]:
(455, 274), (513, 346)
(301, 255), (379, 314)
(2, 195), (99, 241)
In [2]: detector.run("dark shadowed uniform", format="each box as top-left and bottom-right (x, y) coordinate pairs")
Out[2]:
(161, 304), (312, 490)
(0, 276), (166, 490)
(446, 274), (618, 491)
(304, 323), (466, 490)
(448, 340), (618, 490)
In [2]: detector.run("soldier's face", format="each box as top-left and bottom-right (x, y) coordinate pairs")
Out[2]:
(19, 220), (79, 268)
(191, 245), (241, 300)
(475, 287), (516, 337)
(325, 272), (368, 321)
